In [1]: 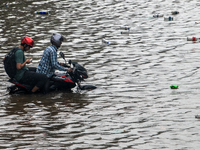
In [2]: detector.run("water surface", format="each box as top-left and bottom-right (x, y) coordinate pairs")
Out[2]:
(0, 0), (200, 149)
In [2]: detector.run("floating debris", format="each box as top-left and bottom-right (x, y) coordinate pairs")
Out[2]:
(187, 36), (200, 41)
(195, 115), (200, 119)
(119, 26), (130, 30)
(171, 11), (179, 15)
(121, 31), (134, 34)
(102, 39), (109, 45)
(164, 16), (173, 21)
(170, 85), (178, 89)
(153, 14), (164, 18)
(35, 11), (49, 14)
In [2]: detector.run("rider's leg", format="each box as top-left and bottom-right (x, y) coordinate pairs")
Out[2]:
(19, 71), (48, 93)
(32, 86), (39, 92)
(27, 67), (37, 72)
(42, 79), (50, 94)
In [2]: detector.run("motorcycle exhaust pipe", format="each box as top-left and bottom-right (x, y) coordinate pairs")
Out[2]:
(77, 81), (96, 90)
(81, 85), (97, 90)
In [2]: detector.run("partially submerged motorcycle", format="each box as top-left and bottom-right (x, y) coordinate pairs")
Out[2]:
(7, 52), (96, 94)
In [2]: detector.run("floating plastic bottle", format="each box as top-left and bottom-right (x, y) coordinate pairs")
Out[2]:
(171, 11), (179, 15)
(153, 14), (164, 18)
(36, 11), (49, 14)
(120, 26), (130, 30)
(187, 37), (200, 41)
(164, 16), (173, 21)
(170, 85), (178, 89)
(121, 31), (134, 34)
(195, 115), (200, 119)
(102, 39), (109, 45)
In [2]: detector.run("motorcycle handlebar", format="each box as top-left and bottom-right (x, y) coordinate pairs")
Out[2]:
(63, 64), (70, 68)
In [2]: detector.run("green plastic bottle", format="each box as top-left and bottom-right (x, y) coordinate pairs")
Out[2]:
(170, 85), (178, 89)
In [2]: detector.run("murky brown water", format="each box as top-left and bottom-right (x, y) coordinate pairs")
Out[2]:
(1, 0), (200, 149)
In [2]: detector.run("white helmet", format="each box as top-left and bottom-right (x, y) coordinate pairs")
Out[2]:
(50, 33), (65, 48)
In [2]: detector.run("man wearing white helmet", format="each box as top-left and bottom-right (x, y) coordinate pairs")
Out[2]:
(36, 33), (72, 78)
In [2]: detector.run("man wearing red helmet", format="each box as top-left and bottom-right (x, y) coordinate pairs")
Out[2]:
(3, 36), (48, 93)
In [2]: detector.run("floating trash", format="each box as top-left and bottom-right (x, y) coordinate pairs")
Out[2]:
(171, 11), (179, 15)
(120, 26), (130, 30)
(164, 16), (173, 21)
(170, 85), (178, 89)
(187, 36), (200, 41)
(195, 115), (200, 119)
(102, 39), (109, 45)
(35, 11), (49, 14)
(121, 31), (134, 34)
(153, 14), (164, 18)
(110, 129), (126, 134)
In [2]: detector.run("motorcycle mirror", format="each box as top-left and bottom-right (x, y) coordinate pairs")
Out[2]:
(59, 52), (67, 64)
(59, 52), (65, 59)
(68, 60), (71, 65)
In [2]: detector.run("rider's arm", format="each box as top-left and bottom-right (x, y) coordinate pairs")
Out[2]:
(50, 50), (67, 71)
(15, 50), (31, 70)
(59, 62), (64, 66)
(16, 59), (31, 70)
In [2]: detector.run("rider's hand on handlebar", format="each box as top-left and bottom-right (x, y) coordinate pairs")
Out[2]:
(67, 68), (73, 72)
(59, 62), (65, 66)
(60, 62), (70, 68)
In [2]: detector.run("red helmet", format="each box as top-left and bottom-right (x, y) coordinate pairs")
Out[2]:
(21, 36), (34, 48)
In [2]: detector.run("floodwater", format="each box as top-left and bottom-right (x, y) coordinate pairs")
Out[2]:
(0, 0), (200, 149)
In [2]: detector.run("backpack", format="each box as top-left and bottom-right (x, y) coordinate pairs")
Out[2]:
(4, 47), (21, 79)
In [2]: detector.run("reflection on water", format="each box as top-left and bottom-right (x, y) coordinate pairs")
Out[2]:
(1, 0), (200, 149)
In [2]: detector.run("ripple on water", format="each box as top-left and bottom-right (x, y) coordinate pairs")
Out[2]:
(1, 0), (200, 149)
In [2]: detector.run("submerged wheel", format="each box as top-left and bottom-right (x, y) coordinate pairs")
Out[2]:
(7, 85), (27, 94)
(7, 85), (17, 94)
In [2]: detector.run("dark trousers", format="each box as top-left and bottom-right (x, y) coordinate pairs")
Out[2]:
(19, 67), (48, 90)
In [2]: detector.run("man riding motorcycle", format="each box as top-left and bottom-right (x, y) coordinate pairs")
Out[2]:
(36, 33), (72, 78)
(3, 36), (48, 93)
(5, 35), (96, 94)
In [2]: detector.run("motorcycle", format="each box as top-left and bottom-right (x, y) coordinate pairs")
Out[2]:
(7, 52), (96, 94)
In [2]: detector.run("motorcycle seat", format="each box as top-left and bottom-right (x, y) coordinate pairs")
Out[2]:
(8, 78), (33, 91)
